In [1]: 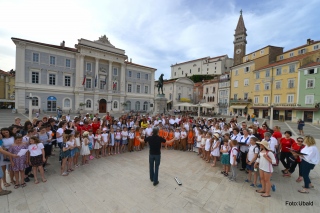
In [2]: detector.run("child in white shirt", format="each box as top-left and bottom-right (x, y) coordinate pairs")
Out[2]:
(229, 140), (239, 181)
(121, 127), (128, 153)
(246, 137), (259, 187)
(101, 129), (109, 157)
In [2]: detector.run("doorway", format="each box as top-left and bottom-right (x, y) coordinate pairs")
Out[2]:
(285, 110), (292, 120)
(99, 99), (107, 113)
(263, 109), (268, 118)
(304, 111), (313, 122)
(47, 96), (57, 112)
(273, 110), (279, 120)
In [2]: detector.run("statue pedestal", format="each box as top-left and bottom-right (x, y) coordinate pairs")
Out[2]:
(154, 94), (168, 114)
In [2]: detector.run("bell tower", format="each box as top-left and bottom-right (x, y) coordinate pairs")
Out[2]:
(233, 10), (247, 66)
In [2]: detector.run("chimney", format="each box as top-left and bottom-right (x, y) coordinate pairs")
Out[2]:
(60, 40), (65, 47)
(307, 38), (311, 45)
(130, 58), (132, 63)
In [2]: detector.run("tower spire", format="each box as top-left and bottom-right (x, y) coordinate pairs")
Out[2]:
(235, 10), (247, 36)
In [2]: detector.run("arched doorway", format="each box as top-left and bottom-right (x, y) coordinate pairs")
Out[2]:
(99, 99), (107, 113)
(47, 96), (57, 112)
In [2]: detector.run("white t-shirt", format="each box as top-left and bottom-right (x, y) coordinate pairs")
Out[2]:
(102, 133), (109, 142)
(169, 119), (175, 125)
(75, 137), (81, 146)
(129, 132), (135, 139)
(231, 134), (241, 142)
(230, 147), (238, 165)
(239, 135), (251, 152)
(266, 137), (278, 153)
(247, 144), (259, 161)
(256, 151), (276, 173)
(56, 128), (64, 143)
(66, 140), (74, 148)
(145, 128), (152, 136)
(174, 132), (180, 140)
(180, 131), (187, 139)
(121, 131), (128, 140)
(301, 145), (320, 165)
(28, 143), (44, 156)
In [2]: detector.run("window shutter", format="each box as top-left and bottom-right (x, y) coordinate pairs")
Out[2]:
(304, 70), (308, 75)
(314, 68), (318, 73)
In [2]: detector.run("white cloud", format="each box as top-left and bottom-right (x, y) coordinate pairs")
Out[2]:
(0, 0), (319, 79)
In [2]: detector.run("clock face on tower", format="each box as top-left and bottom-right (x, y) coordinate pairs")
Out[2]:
(236, 49), (242, 54)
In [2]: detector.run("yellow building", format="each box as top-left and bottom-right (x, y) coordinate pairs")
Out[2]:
(252, 39), (320, 120)
(0, 69), (15, 108)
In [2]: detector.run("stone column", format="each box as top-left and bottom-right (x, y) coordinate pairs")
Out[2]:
(75, 54), (85, 112)
(95, 58), (99, 89)
(108, 61), (113, 92)
(120, 63), (125, 95)
(151, 71), (155, 95)
(15, 42), (26, 112)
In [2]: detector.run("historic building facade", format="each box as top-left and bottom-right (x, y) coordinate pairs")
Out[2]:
(217, 73), (230, 115)
(170, 55), (233, 79)
(202, 78), (219, 113)
(0, 69), (15, 108)
(12, 36), (156, 113)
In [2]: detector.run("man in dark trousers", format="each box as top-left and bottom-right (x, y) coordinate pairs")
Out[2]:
(145, 127), (174, 186)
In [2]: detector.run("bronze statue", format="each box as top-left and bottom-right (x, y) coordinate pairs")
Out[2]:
(157, 74), (164, 95)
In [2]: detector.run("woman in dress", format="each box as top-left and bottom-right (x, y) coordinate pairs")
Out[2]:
(1, 128), (15, 187)
(8, 135), (28, 188)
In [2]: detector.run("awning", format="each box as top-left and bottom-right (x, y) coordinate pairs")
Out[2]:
(167, 100), (172, 104)
(174, 102), (196, 107)
(0, 99), (15, 103)
(293, 107), (319, 112)
(251, 106), (270, 110)
(199, 103), (215, 108)
(230, 105), (247, 109)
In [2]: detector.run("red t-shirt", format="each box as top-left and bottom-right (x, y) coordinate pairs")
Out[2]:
(280, 137), (295, 152)
(258, 128), (267, 139)
(291, 142), (304, 162)
(272, 131), (282, 140)
(81, 125), (92, 133)
(91, 123), (100, 134)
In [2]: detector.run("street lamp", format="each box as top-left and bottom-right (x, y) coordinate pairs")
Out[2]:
(270, 104), (274, 128)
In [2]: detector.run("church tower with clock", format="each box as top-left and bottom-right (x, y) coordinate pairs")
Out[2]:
(233, 10), (247, 66)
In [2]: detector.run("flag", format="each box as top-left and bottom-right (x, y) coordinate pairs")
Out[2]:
(82, 75), (86, 85)
(103, 76), (107, 85)
(94, 74), (97, 87)
(113, 82), (117, 90)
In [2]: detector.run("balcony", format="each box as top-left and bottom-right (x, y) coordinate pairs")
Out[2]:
(217, 102), (229, 107)
(230, 99), (252, 104)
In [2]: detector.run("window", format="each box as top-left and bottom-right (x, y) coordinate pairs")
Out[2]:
(289, 64), (295, 73)
(125, 101), (131, 111)
(245, 56), (248, 61)
(137, 85), (141, 93)
(145, 74), (149, 80)
(264, 83), (270, 90)
(265, 69), (270, 77)
(255, 84), (260, 91)
(86, 79), (92, 88)
(113, 101), (118, 109)
(288, 79), (294, 88)
(298, 49), (306, 54)
(86, 100), (91, 108)
(244, 79), (249, 86)
(198, 68), (200, 72)
(100, 80), (105, 89)
(64, 76), (71, 87)
(182, 71), (184, 75)
(190, 69), (191, 73)
(254, 96), (259, 104)
(31, 72), (39, 84)
(287, 94), (294, 103)
(306, 79), (315, 88)
(128, 71), (132, 77)
(314, 45), (319, 50)
(32, 97), (38, 106)
(113, 68), (118, 76)
(260, 50), (264, 54)
(144, 86), (148, 94)
(305, 95), (314, 104)
(135, 101), (140, 111)
(263, 96), (269, 104)
(256, 72), (260, 79)
(169, 93), (172, 100)
(64, 99), (70, 108)
(276, 68), (282, 75)
(213, 87), (215, 93)
(274, 95), (280, 103)
(289, 52), (294, 57)
(49, 73), (56, 85)
(234, 81), (238, 88)
(137, 72), (140, 78)
(50, 56), (56, 65)
(235, 70), (238, 75)
(245, 66), (250, 72)
(143, 101), (148, 111)
(275, 81), (281, 89)
(252, 53), (256, 58)
(86, 63), (92, 72)
(33, 53), (39, 63)
(244, 93), (248, 100)
(127, 84), (132, 92)
(304, 68), (318, 75)
(234, 94), (238, 100)
(174, 72), (176, 76)
(279, 55), (284, 60)
(66, 59), (71, 68)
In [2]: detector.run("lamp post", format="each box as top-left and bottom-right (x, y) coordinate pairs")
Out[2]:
(197, 102), (201, 117)
(270, 104), (274, 128)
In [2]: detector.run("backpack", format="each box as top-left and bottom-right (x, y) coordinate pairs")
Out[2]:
(230, 147), (241, 163)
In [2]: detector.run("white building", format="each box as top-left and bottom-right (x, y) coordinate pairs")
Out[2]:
(12, 36), (156, 114)
(170, 55), (233, 79)
(217, 73), (231, 115)
(154, 77), (194, 111)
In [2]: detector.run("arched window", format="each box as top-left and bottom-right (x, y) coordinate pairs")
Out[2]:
(125, 101), (131, 111)
(213, 96), (215, 102)
(207, 97), (210, 102)
(203, 96), (206, 100)
(143, 101), (148, 111)
(113, 101), (118, 109)
(86, 100), (91, 108)
(64, 98), (70, 108)
(32, 97), (39, 106)
(135, 101), (140, 111)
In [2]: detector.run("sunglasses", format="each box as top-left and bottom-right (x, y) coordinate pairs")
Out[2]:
(297, 140), (303, 142)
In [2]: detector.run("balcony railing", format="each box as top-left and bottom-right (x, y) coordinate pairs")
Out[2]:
(230, 99), (252, 103)
(217, 102), (229, 107)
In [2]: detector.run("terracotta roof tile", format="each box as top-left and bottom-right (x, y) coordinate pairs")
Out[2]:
(0, 70), (10, 76)
(11, 37), (78, 53)
(171, 55), (227, 67)
(298, 61), (320, 69)
(257, 50), (320, 71)
(280, 40), (320, 55)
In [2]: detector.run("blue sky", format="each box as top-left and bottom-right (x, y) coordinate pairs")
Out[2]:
(0, 0), (319, 79)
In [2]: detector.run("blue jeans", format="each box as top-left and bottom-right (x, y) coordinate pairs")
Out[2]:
(300, 159), (315, 188)
(149, 154), (161, 184)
